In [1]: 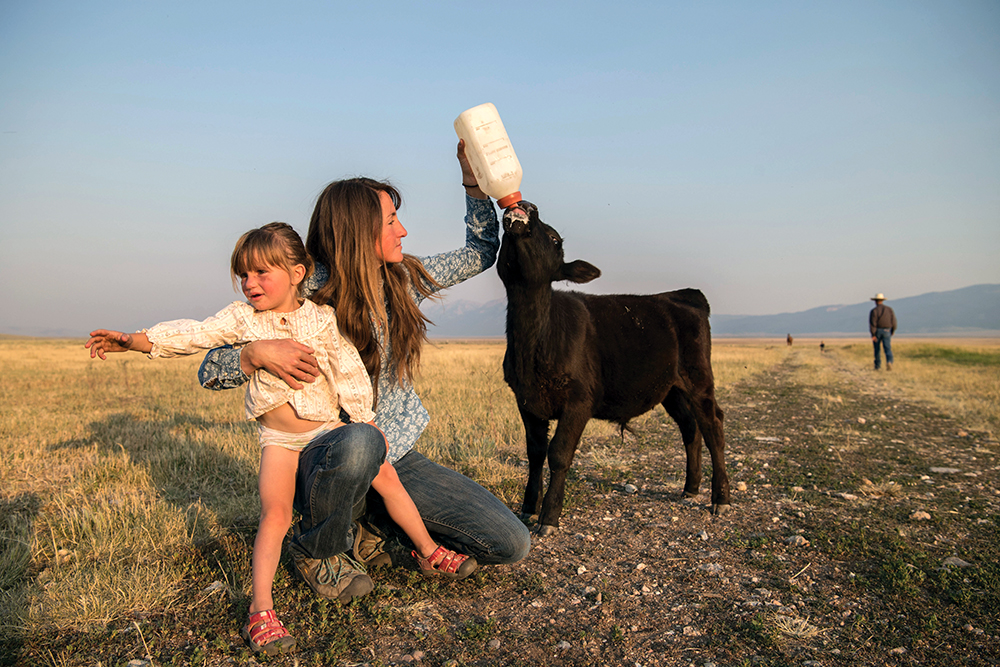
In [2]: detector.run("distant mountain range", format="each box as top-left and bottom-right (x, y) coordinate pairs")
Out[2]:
(424, 298), (508, 338)
(424, 284), (1000, 338)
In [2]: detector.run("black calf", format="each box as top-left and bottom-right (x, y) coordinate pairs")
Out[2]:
(497, 202), (730, 535)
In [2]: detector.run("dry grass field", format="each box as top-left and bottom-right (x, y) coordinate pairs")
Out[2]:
(836, 338), (1000, 436)
(1, 336), (997, 666)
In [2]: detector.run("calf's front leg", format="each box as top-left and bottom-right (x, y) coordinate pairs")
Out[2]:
(537, 409), (590, 535)
(519, 410), (550, 523)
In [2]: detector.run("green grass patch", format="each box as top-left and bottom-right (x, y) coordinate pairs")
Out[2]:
(932, 559), (1000, 618)
(903, 344), (1000, 367)
(456, 616), (497, 641)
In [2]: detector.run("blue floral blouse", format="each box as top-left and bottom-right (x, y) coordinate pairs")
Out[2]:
(198, 194), (500, 463)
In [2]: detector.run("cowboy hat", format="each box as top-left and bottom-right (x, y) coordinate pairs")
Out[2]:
(871, 293), (886, 301)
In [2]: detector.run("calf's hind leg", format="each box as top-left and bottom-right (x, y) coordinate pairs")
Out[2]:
(662, 387), (704, 498)
(693, 394), (730, 514)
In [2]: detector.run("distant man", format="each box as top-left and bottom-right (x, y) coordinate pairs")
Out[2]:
(869, 293), (897, 370)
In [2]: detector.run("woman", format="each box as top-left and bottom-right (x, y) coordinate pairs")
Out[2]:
(199, 141), (531, 602)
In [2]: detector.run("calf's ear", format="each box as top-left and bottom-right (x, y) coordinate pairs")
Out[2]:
(559, 260), (601, 284)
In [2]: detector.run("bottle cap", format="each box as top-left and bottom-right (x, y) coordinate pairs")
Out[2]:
(497, 191), (522, 209)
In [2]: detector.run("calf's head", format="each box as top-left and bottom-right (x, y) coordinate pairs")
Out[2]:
(498, 201), (602, 288)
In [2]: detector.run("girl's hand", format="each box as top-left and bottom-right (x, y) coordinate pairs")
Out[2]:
(457, 139), (487, 200)
(86, 330), (133, 359)
(241, 339), (319, 390)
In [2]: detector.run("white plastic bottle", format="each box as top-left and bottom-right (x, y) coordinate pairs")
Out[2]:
(454, 103), (523, 208)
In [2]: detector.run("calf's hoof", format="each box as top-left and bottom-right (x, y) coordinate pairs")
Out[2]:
(532, 524), (558, 537)
(711, 503), (732, 516)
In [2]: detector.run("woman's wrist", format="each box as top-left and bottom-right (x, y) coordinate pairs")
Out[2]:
(463, 182), (488, 200)
(239, 342), (259, 376)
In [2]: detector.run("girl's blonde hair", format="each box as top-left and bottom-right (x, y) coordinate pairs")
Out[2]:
(231, 222), (314, 296)
(306, 178), (440, 391)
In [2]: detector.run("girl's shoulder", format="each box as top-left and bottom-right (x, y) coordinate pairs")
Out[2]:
(225, 300), (264, 334)
(221, 300), (257, 321)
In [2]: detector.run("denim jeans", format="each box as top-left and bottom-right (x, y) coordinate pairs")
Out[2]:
(873, 328), (893, 368)
(371, 450), (531, 565)
(291, 423), (386, 560)
(292, 427), (531, 565)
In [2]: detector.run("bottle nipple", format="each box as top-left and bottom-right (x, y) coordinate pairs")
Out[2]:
(497, 192), (523, 209)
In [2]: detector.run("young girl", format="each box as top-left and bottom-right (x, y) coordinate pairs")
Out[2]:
(86, 222), (476, 656)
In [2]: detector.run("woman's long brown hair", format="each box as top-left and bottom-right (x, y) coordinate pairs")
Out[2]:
(306, 178), (440, 393)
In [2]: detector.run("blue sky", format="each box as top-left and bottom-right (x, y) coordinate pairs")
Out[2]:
(1, 1), (998, 337)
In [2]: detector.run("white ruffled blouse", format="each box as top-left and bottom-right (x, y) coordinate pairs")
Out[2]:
(146, 299), (375, 425)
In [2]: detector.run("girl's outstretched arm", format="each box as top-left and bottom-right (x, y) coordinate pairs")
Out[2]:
(86, 330), (152, 359)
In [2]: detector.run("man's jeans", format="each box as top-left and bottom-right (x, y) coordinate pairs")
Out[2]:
(291, 425), (531, 565)
(873, 328), (893, 369)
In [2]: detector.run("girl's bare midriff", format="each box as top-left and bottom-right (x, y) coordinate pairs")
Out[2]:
(257, 402), (343, 433)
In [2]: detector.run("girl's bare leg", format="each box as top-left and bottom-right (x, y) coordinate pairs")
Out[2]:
(371, 461), (437, 558)
(251, 446), (299, 614)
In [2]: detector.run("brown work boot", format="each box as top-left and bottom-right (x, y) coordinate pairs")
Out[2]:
(353, 521), (392, 568)
(886, 361), (892, 371)
(292, 551), (373, 602)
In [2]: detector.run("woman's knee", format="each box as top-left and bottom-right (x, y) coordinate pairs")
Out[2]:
(336, 423), (386, 470)
(481, 518), (531, 565)
(420, 516), (529, 566)
(308, 423), (385, 473)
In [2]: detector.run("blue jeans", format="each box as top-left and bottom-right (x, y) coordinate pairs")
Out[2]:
(376, 450), (531, 565)
(873, 328), (893, 368)
(291, 427), (530, 565)
(291, 423), (386, 560)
